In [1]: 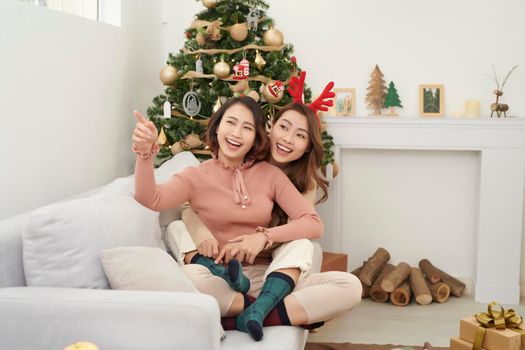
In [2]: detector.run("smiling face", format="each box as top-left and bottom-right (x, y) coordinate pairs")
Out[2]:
(269, 109), (311, 166)
(216, 103), (256, 167)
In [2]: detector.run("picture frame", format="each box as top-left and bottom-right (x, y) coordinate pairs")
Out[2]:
(419, 84), (444, 117)
(333, 88), (356, 116)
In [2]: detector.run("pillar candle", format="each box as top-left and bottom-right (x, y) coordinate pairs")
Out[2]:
(464, 99), (480, 117)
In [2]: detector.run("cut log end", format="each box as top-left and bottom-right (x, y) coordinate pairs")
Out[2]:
(370, 290), (389, 303)
(415, 295), (433, 305)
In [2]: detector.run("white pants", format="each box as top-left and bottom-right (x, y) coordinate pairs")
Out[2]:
(165, 220), (314, 279)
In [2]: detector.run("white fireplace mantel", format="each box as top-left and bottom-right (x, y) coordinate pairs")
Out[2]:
(324, 116), (525, 305)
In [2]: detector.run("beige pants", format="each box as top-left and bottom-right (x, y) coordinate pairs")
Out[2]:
(182, 264), (362, 323)
(166, 221), (362, 323)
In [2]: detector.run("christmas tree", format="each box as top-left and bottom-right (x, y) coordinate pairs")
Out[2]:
(146, 0), (334, 167)
(384, 81), (403, 116)
(365, 65), (387, 116)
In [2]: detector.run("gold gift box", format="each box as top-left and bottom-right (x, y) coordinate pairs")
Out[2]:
(459, 316), (523, 350)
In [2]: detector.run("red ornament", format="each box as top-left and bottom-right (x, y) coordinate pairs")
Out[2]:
(268, 80), (284, 97)
(291, 56), (297, 64)
(185, 31), (191, 39)
(233, 58), (250, 80)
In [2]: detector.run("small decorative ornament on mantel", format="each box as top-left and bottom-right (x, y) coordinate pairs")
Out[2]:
(384, 81), (403, 116)
(366, 65), (387, 116)
(487, 65), (518, 118)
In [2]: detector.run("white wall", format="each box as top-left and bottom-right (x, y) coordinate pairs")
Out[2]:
(0, 0), (164, 220)
(162, 0), (525, 291)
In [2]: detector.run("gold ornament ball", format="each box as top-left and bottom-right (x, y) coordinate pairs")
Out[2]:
(262, 84), (284, 104)
(185, 133), (203, 148)
(247, 90), (260, 102)
(202, 0), (218, 8)
(213, 61), (230, 78)
(230, 23), (248, 42)
(170, 142), (184, 155)
(159, 65), (178, 85)
(263, 28), (284, 46)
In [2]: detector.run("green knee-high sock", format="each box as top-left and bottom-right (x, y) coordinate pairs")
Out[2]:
(190, 254), (250, 293)
(236, 271), (295, 341)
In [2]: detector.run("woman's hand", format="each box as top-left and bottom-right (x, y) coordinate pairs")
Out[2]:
(132, 110), (158, 153)
(215, 242), (242, 264)
(228, 232), (269, 264)
(197, 239), (219, 259)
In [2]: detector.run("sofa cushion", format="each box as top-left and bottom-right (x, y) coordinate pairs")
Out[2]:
(100, 246), (197, 292)
(22, 191), (165, 289)
(21, 151), (201, 290)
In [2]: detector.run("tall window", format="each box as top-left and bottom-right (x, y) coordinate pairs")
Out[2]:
(21, 0), (121, 27)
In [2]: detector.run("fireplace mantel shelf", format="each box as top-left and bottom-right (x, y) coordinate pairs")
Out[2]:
(324, 116), (525, 305)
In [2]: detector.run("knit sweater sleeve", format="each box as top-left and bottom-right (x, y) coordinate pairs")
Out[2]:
(134, 155), (193, 211)
(266, 169), (324, 242)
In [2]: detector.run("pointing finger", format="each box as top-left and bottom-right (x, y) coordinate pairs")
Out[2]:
(133, 110), (148, 124)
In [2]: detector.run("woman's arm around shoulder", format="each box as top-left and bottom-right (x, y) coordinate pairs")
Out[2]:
(265, 165), (324, 243)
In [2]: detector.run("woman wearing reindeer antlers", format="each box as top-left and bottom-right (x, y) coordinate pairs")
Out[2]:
(157, 72), (362, 341)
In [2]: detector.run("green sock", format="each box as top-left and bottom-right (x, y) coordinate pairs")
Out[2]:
(190, 254), (250, 293)
(236, 272), (295, 341)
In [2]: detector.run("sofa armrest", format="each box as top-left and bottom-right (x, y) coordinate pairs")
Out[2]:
(0, 287), (221, 350)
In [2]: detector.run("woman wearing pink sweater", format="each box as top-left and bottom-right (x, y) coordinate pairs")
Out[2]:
(133, 95), (361, 341)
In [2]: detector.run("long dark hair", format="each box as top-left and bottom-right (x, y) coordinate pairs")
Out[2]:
(270, 103), (329, 226)
(205, 96), (268, 162)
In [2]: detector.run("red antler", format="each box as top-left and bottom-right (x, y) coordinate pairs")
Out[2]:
(287, 70), (306, 104)
(308, 81), (335, 113)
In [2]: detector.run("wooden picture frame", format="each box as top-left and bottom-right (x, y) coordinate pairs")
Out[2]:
(419, 84), (444, 117)
(333, 88), (356, 116)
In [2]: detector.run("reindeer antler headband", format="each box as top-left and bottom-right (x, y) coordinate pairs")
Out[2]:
(287, 70), (335, 128)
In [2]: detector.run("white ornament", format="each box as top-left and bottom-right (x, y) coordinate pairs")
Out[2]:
(163, 100), (171, 119)
(196, 58), (203, 74)
(183, 91), (201, 117)
(247, 8), (261, 30)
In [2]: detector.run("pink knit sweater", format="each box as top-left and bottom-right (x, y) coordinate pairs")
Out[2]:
(134, 156), (323, 247)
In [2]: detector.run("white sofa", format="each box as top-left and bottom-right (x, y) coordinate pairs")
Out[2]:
(0, 152), (322, 350)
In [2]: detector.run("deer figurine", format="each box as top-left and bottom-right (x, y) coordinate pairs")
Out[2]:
(488, 65), (518, 118)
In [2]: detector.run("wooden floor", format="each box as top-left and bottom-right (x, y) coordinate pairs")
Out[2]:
(307, 295), (525, 347)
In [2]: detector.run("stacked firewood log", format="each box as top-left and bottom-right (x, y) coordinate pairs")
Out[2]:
(352, 247), (465, 306)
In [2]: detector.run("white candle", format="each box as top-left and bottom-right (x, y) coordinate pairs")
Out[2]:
(163, 100), (171, 119)
(464, 99), (480, 117)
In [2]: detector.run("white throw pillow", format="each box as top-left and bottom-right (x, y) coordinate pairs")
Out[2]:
(22, 191), (164, 289)
(100, 246), (198, 292)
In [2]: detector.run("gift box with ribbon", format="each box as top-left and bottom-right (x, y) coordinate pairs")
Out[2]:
(450, 337), (487, 350)
(458, 301), (525, 350)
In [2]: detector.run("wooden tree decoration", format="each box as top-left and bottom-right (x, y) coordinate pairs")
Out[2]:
(366, 65), (387, 115)
(384, 81), (403, 116)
